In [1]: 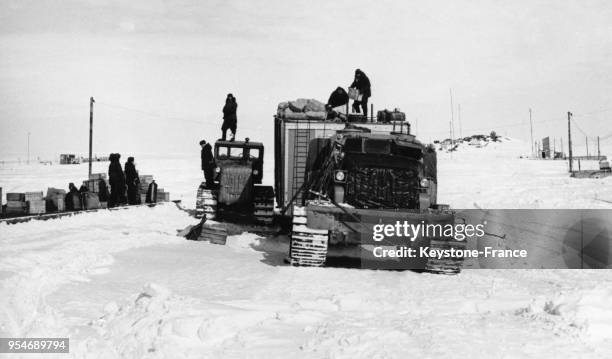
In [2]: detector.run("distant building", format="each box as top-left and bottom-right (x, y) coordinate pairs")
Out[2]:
(59, 154), (80, 164)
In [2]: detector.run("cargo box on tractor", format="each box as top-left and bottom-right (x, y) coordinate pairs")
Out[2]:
(274, 112), (465, 273)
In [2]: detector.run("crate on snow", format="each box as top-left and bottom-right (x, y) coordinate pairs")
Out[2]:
(46, 188), (66, 212)
(6, 200), (27, 214)
(27, 200), (46, 215)
(6, 193), (25, 202)
(25, 191), (44, 202)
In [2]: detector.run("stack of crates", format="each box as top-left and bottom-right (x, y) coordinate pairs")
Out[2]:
(139, 175), (154, 203)
(6, 193), (27, 215)
(84, 173), (108, 193)
(156, 188), (170, 202)
(25, 191), (46, 215)
(82, 179), (100, 193)
(85, 173), (108, 208)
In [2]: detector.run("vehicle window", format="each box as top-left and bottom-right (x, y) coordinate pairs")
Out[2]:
(217, 147), (229, 158)
(249, 148), (260, 159)
(229, 147), (244, 158)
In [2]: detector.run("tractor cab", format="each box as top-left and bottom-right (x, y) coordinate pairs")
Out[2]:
(214, 138), (264, 184)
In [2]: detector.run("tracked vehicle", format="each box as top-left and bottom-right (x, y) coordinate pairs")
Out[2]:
(196, 139), (274, 225)
(275, 113), (465, 273)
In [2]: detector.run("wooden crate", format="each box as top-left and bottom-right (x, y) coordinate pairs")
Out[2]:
(27, 200), (46, 214)
(6, 193), (25, 202)
(158, 192), (170, 202)
(46, 195), (66, 212)
(89, 173), (107, 180)
(6, 200), (27, 214)
(25, 191), (44, 202)
(82, 179), (100, 193)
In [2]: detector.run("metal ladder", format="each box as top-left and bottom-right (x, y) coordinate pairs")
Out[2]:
(291, 119), (312, 209)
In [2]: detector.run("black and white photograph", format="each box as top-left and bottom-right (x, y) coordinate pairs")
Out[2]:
(1, 1), (611, 358)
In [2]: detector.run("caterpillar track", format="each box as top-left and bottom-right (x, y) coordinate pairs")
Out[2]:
(253, 185), (275, 225)
(195, 182), (217, 220)
(289, 206), (329, 266)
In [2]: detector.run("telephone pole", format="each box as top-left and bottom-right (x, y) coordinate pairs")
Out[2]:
(586, 136), (589, 157)
(449, 89), (455, 145)
(597, 136), (601, 159)
(89, 96), (95, 178)
(529, 108), (534, 157)
(568, 111), (573, 172)
(458, 104), (462, 139)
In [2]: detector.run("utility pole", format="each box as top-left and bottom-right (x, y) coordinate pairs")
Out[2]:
(586, 136), (589, 158)
(89, 96), (95, 178)
(27, 132), (30, 165)
(597, 136), (601, 160)
(529, 108), (534, 157)
(449, 88), (455, 145)
(568, 111), (573, 172)
(458, 104), (462, 139)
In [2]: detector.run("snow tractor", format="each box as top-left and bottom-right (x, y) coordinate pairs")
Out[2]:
(274, 111), (465, 273)
(196, 139), (274, 225)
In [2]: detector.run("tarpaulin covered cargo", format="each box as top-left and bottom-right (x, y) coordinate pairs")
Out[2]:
(82, 192), (100, 210)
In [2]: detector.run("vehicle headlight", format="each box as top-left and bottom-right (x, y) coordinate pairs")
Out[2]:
(253, 169), (259, 176)
(215, 167), (221, 173)
(335, 170), (346, 182)
(420, 178), (429, 188)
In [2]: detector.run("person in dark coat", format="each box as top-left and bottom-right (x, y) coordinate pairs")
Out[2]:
(124, 156), (140, 205)
(98, 179), (109, 203)
(200, 140), (215, 188)
(326, 87), (350, 121)
(349, 69), (371, 117)
(221, 94), (237, 141)
(65, 183), (81, 211)
(108, 153), (127, 207)
(327, 87), (349, 109)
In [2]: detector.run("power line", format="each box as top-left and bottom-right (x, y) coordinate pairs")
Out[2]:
(96, 101), (205, 125)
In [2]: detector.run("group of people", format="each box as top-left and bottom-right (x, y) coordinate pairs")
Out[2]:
(64, 181), (107, 211)
(200, 69), (370, 184)
(326, 68), (372, 120)
(62, 154), (158, 211)
(108, 153), (141, 207)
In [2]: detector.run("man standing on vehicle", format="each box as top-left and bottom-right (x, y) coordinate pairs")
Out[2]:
(221, 93), (237, 141)
(200, 140), (215, 188)
(349, 69), (371, 118)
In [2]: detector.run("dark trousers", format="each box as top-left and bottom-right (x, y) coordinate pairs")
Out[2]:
(109, 185), (126, 207)
(203, 168), (214, 188)
(221, 119), (237, 140)
(127, 184), (139, 205)
(352, 96), (369, 118)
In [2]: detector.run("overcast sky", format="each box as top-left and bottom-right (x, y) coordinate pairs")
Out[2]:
(1, 0), (611, 160)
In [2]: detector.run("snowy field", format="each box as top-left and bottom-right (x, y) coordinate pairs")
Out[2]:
(2, 139), (612, 358)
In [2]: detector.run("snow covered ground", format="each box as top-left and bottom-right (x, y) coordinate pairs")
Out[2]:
(1, 138), (612, 358)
